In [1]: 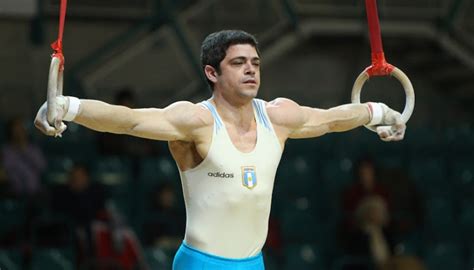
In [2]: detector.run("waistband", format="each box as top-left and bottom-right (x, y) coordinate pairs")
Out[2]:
(180, 242), (263, 266)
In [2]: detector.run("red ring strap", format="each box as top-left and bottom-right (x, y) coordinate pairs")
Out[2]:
(365, 0), (393, 76)
(51, 0), (67, 70)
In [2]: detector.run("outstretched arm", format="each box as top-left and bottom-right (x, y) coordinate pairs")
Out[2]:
(34, 96), (207, 142)
(268, 98), (405, 141)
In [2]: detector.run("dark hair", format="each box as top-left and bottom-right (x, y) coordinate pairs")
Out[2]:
(200, 30), (260, 90)
(5, 117), (25, 142)
(353, 156), (377, 182)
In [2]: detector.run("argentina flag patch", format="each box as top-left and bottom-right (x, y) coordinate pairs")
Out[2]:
(242, 166), (257, 189)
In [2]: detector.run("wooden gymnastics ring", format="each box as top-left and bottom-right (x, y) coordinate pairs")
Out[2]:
(351, 66), (415, 132)
(47, 56), (64, 127)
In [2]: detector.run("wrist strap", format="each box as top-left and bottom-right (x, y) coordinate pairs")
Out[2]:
(367, 102), (383, 126)
(63, 96), (81, 121)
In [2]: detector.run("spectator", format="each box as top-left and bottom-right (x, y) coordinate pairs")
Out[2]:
(51, 163), (107, 264)
(1, 116), (47, 252)
(52, 163), (148, 270)
(342, 157), (391, 232)
(264, 215), (284, 268)
(52, 163), (107, 226)
(0, 161), (10, 197)
(91, 203), (147, 270)
(343, 196), (395, 270)
(143, 182), (185, 249)
(98, 88), (158, 158)
(1, 116), (46, 197)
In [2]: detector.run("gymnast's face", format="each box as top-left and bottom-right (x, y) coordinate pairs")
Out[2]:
(211, 44), (261, 100)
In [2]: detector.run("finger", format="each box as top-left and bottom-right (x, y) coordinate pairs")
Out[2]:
(391, 123), (405, 136)
(383, 127), (405, 141)
(40, 122), (59, 136)
(54, 122), (68, 138)
(54, 117), (63, 130)
(34, 113), (59, 137)
(376, 126), (392, 140)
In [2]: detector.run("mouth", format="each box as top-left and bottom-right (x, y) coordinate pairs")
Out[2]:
(243, 79), (257, 85)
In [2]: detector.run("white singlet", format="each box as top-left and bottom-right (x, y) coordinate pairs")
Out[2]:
(179, 98), (283, 259)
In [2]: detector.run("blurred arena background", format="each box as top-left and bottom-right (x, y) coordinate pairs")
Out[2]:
(0, 0), (473, 269)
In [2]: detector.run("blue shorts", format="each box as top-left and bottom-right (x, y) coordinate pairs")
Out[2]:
(172, 242), (265, 270)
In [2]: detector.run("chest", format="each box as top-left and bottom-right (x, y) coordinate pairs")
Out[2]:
(224, 122), (257, 153)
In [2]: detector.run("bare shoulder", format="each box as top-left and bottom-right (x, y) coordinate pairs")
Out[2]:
(264, 98), (304, 127)
(165, 101), (213, 128)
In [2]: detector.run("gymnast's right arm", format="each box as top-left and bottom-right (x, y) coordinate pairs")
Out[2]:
(34, 96), (203, 141)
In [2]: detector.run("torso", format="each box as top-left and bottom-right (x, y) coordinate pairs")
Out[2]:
(169, 98), (283, 258)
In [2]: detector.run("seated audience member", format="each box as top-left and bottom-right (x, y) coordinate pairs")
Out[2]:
(1, 116), (46, 197)
(344, 196), (395, 270)
(342, 157), (391, 232)
(143, 182), (185, 249)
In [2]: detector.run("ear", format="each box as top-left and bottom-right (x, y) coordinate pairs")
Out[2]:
(204, 65), (218, 84)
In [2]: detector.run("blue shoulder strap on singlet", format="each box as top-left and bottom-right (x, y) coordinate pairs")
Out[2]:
(252, 99), (272, 131)
(201, 101), (223, 132)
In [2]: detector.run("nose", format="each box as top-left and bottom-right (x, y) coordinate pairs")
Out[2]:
(244, 62), (256, 75)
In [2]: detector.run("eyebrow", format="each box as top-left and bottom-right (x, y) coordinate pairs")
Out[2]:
(229, 56), (260, 62)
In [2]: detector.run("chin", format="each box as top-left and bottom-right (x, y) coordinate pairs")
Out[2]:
(239, 87), (259, 98)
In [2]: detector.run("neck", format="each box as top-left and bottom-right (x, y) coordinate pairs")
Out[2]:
(211, 92), (254, 128)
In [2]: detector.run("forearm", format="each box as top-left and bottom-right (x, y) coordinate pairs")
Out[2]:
(325, 103), (371, 132)
(74, 99), (141, 134)
(269, 98), (404, 142)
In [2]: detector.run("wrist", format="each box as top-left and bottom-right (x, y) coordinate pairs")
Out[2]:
(366, 102), (383, 126)
(59, 96), (81, 121)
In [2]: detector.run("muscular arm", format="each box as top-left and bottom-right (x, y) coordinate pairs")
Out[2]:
(77, 100), (210, 142)
(35, 97), (209, 141)
(268, 98), (371, 139)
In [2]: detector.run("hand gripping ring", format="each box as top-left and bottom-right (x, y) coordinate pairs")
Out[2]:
(47, 56), (64, 126)
(351, 66), (415, 132)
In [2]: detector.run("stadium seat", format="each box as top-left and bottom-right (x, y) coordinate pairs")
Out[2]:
(444, 126), (474, 155)
(469, 249), (474, 270)
(135, 157), (182, 232)
(332, 255), (373, 270)
(280, 198), (322, 243)
(44, 156), (75, 185)
(0, 199), (25, 245)
(393, 232), (423, 257)
(138, 157), (180, 188)
(38, 123), (97, 160)
(262, 250), (280, 270)
(284, 244), (325, 270)
(423, 243), (464, 270)
(31, 248), (74, 270)
(275, 156), (320, 199)
(319, 158), (353, 217)
(450, 157), (474, 199)
(459, 200), (474, 244)
(143, 247), (176, 270)
(0, 249), (21, 270)
(93, 156), (134, 220)
(408, 157), (451, 198)
(424, 197), (459, 242)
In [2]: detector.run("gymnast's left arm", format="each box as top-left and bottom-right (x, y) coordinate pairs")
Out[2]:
(267, 98), (405, 142)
